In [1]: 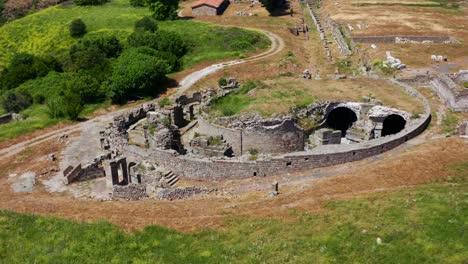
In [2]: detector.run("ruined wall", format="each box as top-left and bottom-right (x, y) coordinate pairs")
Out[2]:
(352, 36), (455, 44)
(0, 113), (12, 124)
(197, 118), (243, 154)
(430, 74), (468, 111)
(124, 80), (431, 180)
(241, 119), (305, 154)
(113, 184), (148, 200)
(197, 118), (305, 155)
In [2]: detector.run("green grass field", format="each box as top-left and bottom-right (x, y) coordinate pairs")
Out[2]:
(0, 0), (269, 142)
(0, 162), (466, 263)
(0, 0), (269, 70)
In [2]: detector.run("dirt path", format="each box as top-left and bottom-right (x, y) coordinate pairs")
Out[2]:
(175, 29), (284, 95)
(0, 29), (283, 162)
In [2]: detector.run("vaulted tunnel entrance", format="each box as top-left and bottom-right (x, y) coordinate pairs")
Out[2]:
(382, 114), (406, 136)
(325, 107), (358, 137)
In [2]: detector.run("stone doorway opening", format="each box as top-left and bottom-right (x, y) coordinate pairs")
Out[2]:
(325, 107), (358, 137)
(382, 114), (406, 136)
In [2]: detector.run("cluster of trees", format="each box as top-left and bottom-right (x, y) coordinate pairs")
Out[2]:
(0, 16), (188, 120)
(131, 0), (179, 21)
(75, 0), (109, 6)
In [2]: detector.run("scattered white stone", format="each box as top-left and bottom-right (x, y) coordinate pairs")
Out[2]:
(376, 237), (382, 245)
(371, 44), (377, 49)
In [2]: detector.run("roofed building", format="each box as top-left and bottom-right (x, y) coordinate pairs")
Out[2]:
(191, 0), (229, 16)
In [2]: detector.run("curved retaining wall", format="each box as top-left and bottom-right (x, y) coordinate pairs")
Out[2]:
(125, 79), (431, 180)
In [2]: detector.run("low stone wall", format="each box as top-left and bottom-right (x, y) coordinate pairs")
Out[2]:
(0, 114), (12, 124)
(63, 162), (105, 184)
(124, 79), (431, 180)
(197, 118), (242, 153)
(352, 35), (455, 44)
(113, 184), (148, 200)
(430, 74), (468, 111)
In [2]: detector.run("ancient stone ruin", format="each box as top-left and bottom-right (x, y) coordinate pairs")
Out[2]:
(60, 77), (431, 201)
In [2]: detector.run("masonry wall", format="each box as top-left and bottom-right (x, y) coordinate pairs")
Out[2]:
(124, 80), (431, 180)
(196, 118), (305, 155)
(0, 113), (12, 124)
(192, 5), (218, 16)
(241, 119), (305, 154)
(352, 36), (453, 44)
(430, 74), (468, 111)
(197, 118), (242, 154)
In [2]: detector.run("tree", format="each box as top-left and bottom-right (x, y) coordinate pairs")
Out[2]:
(145, 0), (178, 20)
(105, 48), (170, 103)
(130, 0), (145, 7)
(71, 35), (122, 58)
(135, 16), (158, 32)
(69, 19), (87, 37)
(62, 89), (84, 120)
(69, 46), (106, 71)
(0, 53), (61, 91)
(259, 0), (281, 14)
(1, 90), (32, 113)
(128, 30), (188, 57)
(74, 0), (109, 6)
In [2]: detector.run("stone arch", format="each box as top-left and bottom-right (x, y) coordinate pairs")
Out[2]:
(382, 114), (406, 136)
(325, 107), (358, 137)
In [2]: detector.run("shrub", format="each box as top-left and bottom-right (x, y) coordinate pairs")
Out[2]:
(105, 48), (170, 103)
(69, 46), (106, 71)
(218, 77), (227, 86)
(128, 30), (188, 58)
(69, 19), (87, 37)
(130, 0), (145, 6)
(70, 35), (122, 58)
(1, 90), (32, 113)
(74, 0), (109, 6)
(46, 97), (64, 119)
(135, 16), (158, 32)
(146, 0), (179, 20)
(0, 53), (61, 91)
(158, 97), (171, 107)
(62, 89), (84, 120)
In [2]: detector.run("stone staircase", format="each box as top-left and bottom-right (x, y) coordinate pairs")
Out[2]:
(163, 170), (180, 187)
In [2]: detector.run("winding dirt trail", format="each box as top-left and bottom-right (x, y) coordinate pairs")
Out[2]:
(176, 29), (284, 95)
(0, 29), (284, 162)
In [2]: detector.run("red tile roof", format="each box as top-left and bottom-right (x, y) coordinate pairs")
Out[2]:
(191, 0), (225, 8)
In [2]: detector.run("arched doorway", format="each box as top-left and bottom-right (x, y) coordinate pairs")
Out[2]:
(325, 107), (358, 137)
(382, 114), (406, 136)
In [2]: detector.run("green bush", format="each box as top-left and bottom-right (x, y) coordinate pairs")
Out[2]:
(69, 19), (87, 37)
(218, 77), (227, 86)
(130, 0), (145, 6)
(75, 0), (110, 6)
(135, 16), (158, 32)
(0, 53), (61, 91)
(70, 35), (122, 60)
(1, 90), (32, 113)
(158, 97), (172, 107)
(105, 48), (170, 103)
(146, 0), (179, 20)
(128, 30), (188, 57)
(69, 46), (107, 71)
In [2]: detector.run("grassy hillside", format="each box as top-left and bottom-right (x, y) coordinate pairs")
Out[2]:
(0, 0), (268, 70)
(0, 164), (466, 263)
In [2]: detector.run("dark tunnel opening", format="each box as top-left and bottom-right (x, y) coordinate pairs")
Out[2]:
(325, 107), (358, 137)
(382, 114), (406, 136)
